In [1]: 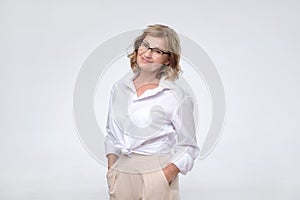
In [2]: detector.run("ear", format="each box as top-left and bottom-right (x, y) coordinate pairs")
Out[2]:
(164, 58), (170, 66)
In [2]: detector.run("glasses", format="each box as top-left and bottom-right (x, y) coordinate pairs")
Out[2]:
(138, 42), (170, 58)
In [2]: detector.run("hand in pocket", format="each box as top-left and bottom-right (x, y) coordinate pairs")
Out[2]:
(162, 163), (180, 184)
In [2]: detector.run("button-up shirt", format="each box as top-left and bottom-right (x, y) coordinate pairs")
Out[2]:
(105, 71), (200, 175)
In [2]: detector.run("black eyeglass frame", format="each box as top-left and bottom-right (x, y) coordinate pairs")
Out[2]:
(138, 42), (171, 56)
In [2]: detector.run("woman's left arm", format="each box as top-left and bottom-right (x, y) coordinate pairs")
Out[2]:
(168, 96), (200, 176)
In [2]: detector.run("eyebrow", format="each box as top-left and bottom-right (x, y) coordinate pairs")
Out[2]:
(143, 40), (150, 45)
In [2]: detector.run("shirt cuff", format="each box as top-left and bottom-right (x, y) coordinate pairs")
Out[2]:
(105, 139), (121, 156)
(171, 153), (194, 175)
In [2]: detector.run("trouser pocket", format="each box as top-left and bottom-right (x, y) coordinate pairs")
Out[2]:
(159, 168), (171, 187)
(106, 162), (118, 195)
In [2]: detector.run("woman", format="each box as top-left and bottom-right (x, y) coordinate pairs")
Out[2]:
(105, 24), (200, 200)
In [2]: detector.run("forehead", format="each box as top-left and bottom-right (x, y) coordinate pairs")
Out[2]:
(143, 35), (167, 49)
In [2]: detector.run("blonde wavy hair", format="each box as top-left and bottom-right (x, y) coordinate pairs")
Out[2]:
(127, 24), (181, 81)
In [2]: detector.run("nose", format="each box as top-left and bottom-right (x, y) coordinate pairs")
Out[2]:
(143, 48), (153, 58)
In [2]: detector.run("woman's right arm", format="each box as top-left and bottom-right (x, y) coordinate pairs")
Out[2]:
(105, 82), (121, 170)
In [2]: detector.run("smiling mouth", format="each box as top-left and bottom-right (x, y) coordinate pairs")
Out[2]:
(141, 57), (152, 63)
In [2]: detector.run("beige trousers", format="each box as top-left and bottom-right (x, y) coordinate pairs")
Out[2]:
(106, 154), (180, 200)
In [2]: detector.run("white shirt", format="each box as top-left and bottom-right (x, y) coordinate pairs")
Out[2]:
(105, 71), (200, 175)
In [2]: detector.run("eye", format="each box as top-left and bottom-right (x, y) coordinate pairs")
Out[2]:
(141, 42), (149, 48)
(153, 48), (163, 55)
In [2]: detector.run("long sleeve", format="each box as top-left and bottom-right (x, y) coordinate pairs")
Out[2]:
(105, 85), (121, 156)
(170, 96), (200, 175)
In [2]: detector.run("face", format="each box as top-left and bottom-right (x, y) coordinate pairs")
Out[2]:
(136, 35), (170, 73)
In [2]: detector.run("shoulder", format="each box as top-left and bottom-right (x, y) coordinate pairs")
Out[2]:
(109, 71), (137, 100)
(111, 71), (135, 90)
(161, 77), (193, 101)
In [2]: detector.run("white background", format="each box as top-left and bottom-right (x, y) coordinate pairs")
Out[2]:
(1, 0), (299, 199)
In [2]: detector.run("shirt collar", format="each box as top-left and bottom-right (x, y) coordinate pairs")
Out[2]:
(123, 70), (176, 88)
(121, 71), (177, 100)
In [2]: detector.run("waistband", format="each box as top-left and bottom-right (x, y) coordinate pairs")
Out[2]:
(112, 153), (172, 173)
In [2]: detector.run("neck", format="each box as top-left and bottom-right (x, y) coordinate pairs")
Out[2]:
(135, 70), (160, 85)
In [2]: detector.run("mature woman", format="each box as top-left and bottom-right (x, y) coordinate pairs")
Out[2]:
(105, 24), (200, 200)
